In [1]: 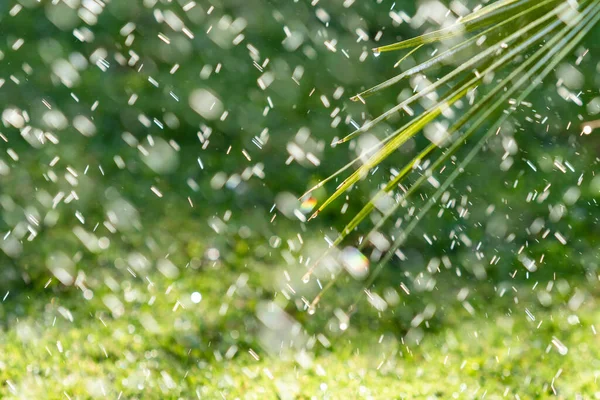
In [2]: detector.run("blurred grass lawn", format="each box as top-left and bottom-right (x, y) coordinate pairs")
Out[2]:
(1, 236), (598, 399)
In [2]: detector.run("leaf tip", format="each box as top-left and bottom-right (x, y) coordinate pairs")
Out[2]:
(352, 94), (366, 104)
(310, 295), (322, 308)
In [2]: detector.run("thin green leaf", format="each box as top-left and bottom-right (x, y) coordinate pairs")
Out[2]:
(374, 0), (559, 52)
(393, 44), (424, 68)
(338, 0), (600, 310)
(313, 8), (566, 219)
(307, 0), (600, 306)
(342, 1), (571, 144)
(352, 0), (559, 101)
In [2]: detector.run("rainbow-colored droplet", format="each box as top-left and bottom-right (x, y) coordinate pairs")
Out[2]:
(300, 196), (317, 213)
(340, 247), (369, 280)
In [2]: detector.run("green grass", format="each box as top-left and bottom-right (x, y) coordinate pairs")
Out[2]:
(1, 237), (598, 399)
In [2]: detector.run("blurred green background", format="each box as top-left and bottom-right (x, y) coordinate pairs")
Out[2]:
(0, 0), (600, 398)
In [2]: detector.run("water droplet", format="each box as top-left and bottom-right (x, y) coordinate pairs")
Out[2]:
(300, 196), (317, 213)
(340, 246), (369, 280)
(191, 292), (202, 304)
(372, 48), (381, 57)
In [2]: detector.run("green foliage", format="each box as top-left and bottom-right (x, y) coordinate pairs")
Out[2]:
(305, 0), (600, 305)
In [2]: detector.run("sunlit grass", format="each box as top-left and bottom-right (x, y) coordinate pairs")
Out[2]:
(1, 267), (598, 398)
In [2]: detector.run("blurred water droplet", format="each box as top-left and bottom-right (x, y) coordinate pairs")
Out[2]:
(191, 292), (202, 304)
(300, 196), (317, 213)
(340, 246), (369, 280)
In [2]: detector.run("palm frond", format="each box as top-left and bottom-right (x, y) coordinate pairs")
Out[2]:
(373, 0), (560, 52)
(343, 0), (573, 143)
(309, 0), (572, 220)
(355, 0), (559, 101)
(304, 0), (600, 308)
